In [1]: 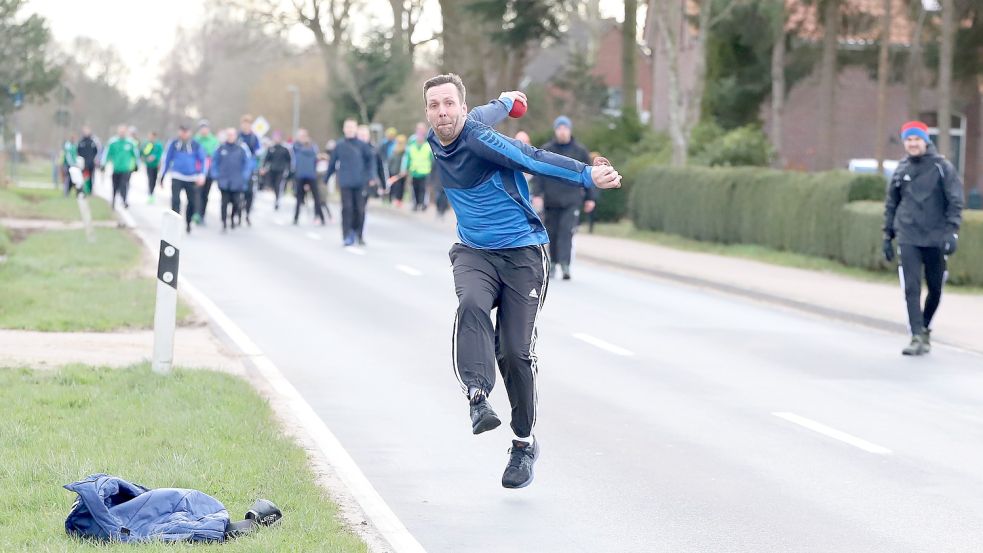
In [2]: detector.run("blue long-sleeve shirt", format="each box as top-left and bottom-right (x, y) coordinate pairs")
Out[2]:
(428, 97), (595, 250)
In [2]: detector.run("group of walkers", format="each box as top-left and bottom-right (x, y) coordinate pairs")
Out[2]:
(54, 72), (966, 494)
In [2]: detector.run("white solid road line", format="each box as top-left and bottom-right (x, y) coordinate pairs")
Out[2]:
(772, 412), (893, 455)
(396, 264), (423, 277)
(571, 332), (635, 357)
(306, 232), (323, 241)
(180, 280), (427, 553)
(118, 191), (426, 553)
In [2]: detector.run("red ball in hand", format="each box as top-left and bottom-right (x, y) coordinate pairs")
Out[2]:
(509, 99), (527, 118)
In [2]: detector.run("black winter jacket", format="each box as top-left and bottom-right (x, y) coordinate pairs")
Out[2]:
(883, 144), (964, 247)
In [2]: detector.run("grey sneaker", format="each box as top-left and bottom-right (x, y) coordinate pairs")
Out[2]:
(902, 333), (927, 356)
(922, 329), (931, 353)
(469, 392), (501, 435)
(502, 438), (540, 489)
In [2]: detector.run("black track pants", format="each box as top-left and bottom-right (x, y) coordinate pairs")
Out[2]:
(898, 244), (946, 335)
(450, 243), (549, 439)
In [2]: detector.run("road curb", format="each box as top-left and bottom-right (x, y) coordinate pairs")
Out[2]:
(577, 252), (940, 341)
(103, 177), (423, 553)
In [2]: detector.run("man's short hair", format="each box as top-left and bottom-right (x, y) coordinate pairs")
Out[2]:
(423, 73), (466, 105)
(240, 114), (254, 124)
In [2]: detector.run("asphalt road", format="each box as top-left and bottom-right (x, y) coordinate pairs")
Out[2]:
(121, 177), (983, 553)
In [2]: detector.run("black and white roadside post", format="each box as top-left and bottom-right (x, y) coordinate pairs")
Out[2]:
(152, 211), (183, 374)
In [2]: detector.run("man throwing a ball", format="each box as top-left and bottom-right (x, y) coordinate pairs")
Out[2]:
(423, 73), (622, 488)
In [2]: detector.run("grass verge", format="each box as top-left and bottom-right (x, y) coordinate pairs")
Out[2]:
(0, 364), (368, 552)
(0, 227), (191, 330)
(0, 186), (113, 221)
(591, 221), (983, 294)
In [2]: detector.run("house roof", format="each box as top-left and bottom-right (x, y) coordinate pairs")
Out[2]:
(788, 0), (917, 46)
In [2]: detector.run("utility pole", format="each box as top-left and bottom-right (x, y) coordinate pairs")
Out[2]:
(287, 85), (300, 139)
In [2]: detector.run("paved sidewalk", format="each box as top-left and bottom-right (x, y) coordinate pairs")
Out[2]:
(575, 233), (982, 353)
(377, 203), (982, 353)
(0, 327), (245, 373)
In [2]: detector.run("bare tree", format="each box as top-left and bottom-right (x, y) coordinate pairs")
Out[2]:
(816, 0), (840, 170)
(645, 0), (658, 130)
(875, 0), (892, 172)
(770, 0), (787, 168)
(238, 0), (373, 121)
(653, 0), (744, 165)
(906, 0), (927, 118)
(937, 0), (954, 158)
(623, 0), (638, 120)
(389, 0), (427, 57)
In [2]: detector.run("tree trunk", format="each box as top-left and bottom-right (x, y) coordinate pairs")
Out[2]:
(646, 0), (659, 130)
(875, 0), (892, 173)
(686, 0), (712, 138)
(655, 0), (686, 166)
(389, 0), (406, 56)
(937, 0), (954, 159)
(622, 0), (639, 120)
(438, 0), (466, 72)
(816, 0), (840, 170)
(907, 0), (926, 119)
(770, 0), (786, 168)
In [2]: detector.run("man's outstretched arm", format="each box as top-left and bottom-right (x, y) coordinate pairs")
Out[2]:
(469, 128), (621, 190)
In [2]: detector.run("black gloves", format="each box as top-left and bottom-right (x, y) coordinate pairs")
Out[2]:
(943, 233), (959, 255)
(883, 238), (895, 262)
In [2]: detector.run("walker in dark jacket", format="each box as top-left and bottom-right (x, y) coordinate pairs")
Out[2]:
(532, 136), (594, 275)
(883, 123), (964, 354)
(263, 143), (293, 207)
(211, 141), (252, 230)
(293, 141), (327, 225)
(324, 137), (374, 244)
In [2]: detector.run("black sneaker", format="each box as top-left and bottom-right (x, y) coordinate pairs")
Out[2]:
(502, 439), (539, 489)
(902, 333), (927, 356)
(470, 397), (501, 435)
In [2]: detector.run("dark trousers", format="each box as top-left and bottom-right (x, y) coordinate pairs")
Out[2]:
(268, 169), (286, 205)
(341, 186), (366, 240)
(411, 175), (428, 210)
(220, 190), (243, 227)
(111, 171), (131, 208)
(450, 243), (549, 439)
(544, 205), (580, 267)
(389, 177), (406, 203)
(899, 244), (946, 335)
(198, 176), (213, 220)
(294, 177), (326, 224)
(244, 178), (254, 216)
(171, 179), (197, 226)
(146, 166), (159, 196)
(62, 167), (74, 196)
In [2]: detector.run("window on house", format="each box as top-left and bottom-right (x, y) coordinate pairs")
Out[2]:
(920, 111), (966, 175)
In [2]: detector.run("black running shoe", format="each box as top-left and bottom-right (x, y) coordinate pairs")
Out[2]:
(470, 397), (501, 435)
(502, 439), (539, 489)
(902, 333), (927, 356)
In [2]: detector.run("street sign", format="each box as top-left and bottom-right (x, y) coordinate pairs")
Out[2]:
(252, 116), (270, 138)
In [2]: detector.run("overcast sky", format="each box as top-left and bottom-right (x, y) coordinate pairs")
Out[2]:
(27, 0), (626, 100)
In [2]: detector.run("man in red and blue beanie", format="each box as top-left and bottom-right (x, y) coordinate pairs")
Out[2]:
(883, 120), (964, 355)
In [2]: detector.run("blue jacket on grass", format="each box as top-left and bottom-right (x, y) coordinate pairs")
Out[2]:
(64, 474), (229, 543)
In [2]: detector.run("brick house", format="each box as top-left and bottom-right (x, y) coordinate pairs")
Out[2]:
(525, 2), (981, 196)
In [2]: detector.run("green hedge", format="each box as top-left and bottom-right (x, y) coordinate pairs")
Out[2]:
(629, 166), (983, 285)
(630, 166), (882, 259)
(842, 201), (983, 285)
